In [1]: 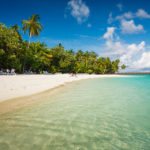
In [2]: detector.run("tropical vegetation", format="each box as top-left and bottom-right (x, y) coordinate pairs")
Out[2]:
(0, 15), (125, 74)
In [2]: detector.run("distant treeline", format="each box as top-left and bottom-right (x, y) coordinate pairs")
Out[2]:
(117, 73), (150, 75)
(0, 15), (125, 74)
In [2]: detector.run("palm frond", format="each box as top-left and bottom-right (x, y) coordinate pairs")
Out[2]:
(31, 14), (40, 21)
(22, 15), (42, 38)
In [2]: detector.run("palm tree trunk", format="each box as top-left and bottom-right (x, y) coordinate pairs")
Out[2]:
(29, 33), (31, 46)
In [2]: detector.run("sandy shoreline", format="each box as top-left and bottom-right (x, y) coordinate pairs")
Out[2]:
(0, 74), (125, 114)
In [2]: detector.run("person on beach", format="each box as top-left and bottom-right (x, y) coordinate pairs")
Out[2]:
(11, 69), (16, 75)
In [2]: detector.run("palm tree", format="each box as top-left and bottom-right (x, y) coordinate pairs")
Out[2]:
(76, 50), (83, 62)
(10, 24), (22, 40)
(22, 15), (43, 45)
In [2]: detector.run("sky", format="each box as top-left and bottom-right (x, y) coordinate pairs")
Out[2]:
(1, 0), (150, 72)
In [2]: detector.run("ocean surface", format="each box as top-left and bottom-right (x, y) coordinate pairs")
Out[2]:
(0, 75), (150, 150)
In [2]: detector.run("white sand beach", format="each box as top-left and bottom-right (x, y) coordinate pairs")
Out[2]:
(0, 74), (124, 102)
(0, 74), (126, 114)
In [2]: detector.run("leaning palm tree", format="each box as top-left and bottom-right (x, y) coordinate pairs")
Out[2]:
(22, 14), (43, 45)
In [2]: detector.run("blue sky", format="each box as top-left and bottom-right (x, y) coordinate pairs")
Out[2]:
(1, 0), (150, 72)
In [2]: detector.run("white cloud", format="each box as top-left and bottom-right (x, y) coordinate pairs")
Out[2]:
(116, 12), (134, 20)
(103, 27), (116, 39)
(103, 39), (146, 71)
(121, 19), (144, 34)
(136, 9), (150, 18)
(103, 41), (126, 57)
(102, 27), (148, 72)
(103, 39), (145, 62)
(124, 12), (134, 19)
(108, 13), (113, 24)
(67, 0), (90, 23)
(116, 3), (123, 11)
(115, 9), (150, 21)
(120, 41), (145, 65)
(133, 52), (150, 69)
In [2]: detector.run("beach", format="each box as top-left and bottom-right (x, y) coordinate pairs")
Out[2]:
(0, 74), (126, 114)
(0, 74), (124, 102)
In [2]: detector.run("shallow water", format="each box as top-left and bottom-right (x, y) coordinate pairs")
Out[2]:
(0, 75), (150, 150)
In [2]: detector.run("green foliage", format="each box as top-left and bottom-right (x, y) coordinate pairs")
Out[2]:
(0, 23), (51, 73)
(0, 23), (22, 71)
(22, 14), (43, 44)
(24, 42), (52, 72)
(0, 18), (124, 74)
(49, 43), (65, 70)
(87, 69), (93, 74)
(121, 64), (126, 69)
(59, 51), (76, 73)
(50, 66), (56, 74)
(112, 59), (120, 73)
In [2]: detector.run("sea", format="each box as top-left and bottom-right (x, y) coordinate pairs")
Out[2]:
(0, 75), (150, 150)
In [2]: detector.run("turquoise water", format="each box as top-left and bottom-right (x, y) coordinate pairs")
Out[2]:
(0, 75), (150, 150)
